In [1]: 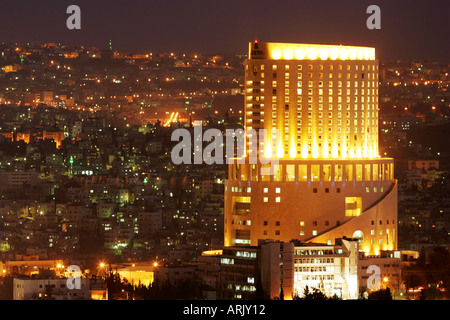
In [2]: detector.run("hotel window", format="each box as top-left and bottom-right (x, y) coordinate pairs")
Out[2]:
(323, 165), (332, 181)
(275, 187), (281, 193)
(345, 164), (353, 182)
(300, 231), (305, 236)
(334, 165), (343, 182)
(272, 65), (277, 70)
(286, 165), (295, 181)
(384, 163), (390, 180)
(263, 197), (268, 203)
(345, 197), (362, 216)
(312, 230), (317, 236)
(355, 164), (363, 181)
(364, 164), (371, 182)
(311, 165), (320, 182)
(275, 197), (281, 203)
(274, 164), (282, 181)
(373, 164), (379, 181)
(299, 165), (307, 181)
(299, 221), (305, 226)
(263, 187), (268, 193)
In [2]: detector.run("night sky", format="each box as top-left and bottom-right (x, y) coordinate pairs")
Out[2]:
(0, 0), (448, 61)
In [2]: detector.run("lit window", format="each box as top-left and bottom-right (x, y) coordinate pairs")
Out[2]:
(263, 197), (268, 203)
(275, 187), (281, 193)
(312, 230), (317, 236)
(275, 197), (281, 203)
(345, 197), (362, 216)
(263, 188), (268, 193)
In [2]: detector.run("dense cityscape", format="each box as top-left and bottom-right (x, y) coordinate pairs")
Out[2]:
(0, 40), (449, 301)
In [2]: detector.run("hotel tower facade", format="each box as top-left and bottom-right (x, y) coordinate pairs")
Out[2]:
(224, 41), (397, 256)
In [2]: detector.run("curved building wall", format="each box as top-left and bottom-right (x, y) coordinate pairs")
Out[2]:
(224, 159), (397, 255)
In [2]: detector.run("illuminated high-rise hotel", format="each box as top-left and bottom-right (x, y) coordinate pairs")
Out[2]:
(224, 41), (397, 256)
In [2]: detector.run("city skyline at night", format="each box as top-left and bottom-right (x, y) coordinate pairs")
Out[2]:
(0, 0), (449, 306)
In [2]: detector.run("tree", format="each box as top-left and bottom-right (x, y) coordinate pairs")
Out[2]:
(368, 288), (392, 300)
(293, 285), (333, 300)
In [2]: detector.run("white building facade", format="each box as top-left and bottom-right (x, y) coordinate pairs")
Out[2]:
(293, 238), (359, 299)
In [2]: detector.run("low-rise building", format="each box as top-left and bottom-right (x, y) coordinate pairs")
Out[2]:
(293, 238), (359, 300)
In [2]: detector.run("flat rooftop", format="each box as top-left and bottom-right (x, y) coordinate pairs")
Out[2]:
(249, 41), (376, 61)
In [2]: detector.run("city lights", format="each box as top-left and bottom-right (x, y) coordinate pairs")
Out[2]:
(0, 2), (447, 304)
